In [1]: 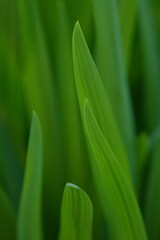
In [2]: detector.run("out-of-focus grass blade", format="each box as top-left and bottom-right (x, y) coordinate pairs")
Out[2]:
(118, 0), (138, 66)
(0, 186), (16, 240)
(144, 128), (160, 240)
(84, 101), (147, 240)
(17, 0), (64, 236)
(92, 0), (136, 180)
(17, 112), (43, 240)
(139, 0), (160, 131)
(59, 183), (93, 240)
(56, 2), (89, 188)
(73, 22), (131, 181)
(137, 132), (150, 195)
(0, 120), (23, 210)
(0, 0), (26, 155)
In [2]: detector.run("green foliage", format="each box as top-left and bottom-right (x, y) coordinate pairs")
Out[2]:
(84, 100), (147, 240)
(73, 22), (130, 181)
(59, 183), (93, 240)
(17, 112), (43, 240)
(1, 0), (160, 239)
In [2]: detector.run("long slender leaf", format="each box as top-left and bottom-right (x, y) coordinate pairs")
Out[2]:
(92, 0), (136, 180)
(56, 2), (89, 188)
(59, 183), (93, 240)
(17, 112), (43, 240)
(17, 0), (64, 235)
(84, 100), (147, 240)
(73, 22), (131, 181)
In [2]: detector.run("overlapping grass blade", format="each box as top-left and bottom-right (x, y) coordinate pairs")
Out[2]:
(144, 128), (160, 240)
(73, 22), (131, 181)
(92, 0), (136, 180)
(59, 183), (93, 240)
(0, 186), (16, 239)
(84, 100), (147, 240)
(139, 0), (160, 131)
(17, 112), (43, 240)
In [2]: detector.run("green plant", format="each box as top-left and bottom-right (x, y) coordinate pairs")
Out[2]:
(0, 0), (160, 239)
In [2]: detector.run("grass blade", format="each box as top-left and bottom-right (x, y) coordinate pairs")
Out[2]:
(73, 22), (131, 181)
(17, 0), (64, 235)
(92, 0), (136, 180)
(59, 183), (93, 240)
(56, 2), (89, 188)
(84, 100), (147, 240)
(119, 0), (138, 66)
(17, 112), (43, 240)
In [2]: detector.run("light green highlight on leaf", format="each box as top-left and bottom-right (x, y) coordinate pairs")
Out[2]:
(59, 183), (93, 240)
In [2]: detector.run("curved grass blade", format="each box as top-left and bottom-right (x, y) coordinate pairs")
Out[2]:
(17, 112), (43, 240)
(144, 129), (160, 240)
(84, 100), (147, 240)
(92, 0), (136, 180)
(59, 183), (93, 240)
(73, 22), (131, 181)
(0, 186), (16, 240)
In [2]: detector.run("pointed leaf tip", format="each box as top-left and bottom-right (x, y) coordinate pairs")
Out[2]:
(17, 112), (43, 240)
(59, 183), (93, 240)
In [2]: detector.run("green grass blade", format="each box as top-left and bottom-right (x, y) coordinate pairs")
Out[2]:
(73, 22), (131, 181)
(17, 0), (64, 234)
(59, 183), (93, 240)
(55, 2), (89, 188)
(84, 100), (147, 240)
(92, 0), (136, 180)
(119, 0), (138, 66)
(139, 0), (160, 131)
(0, 186), (16, 240)
(17, 112), (43, 240)
(144, 130), (160, 240)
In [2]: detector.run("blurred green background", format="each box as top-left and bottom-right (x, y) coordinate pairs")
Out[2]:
(0, 0), (160, 239)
